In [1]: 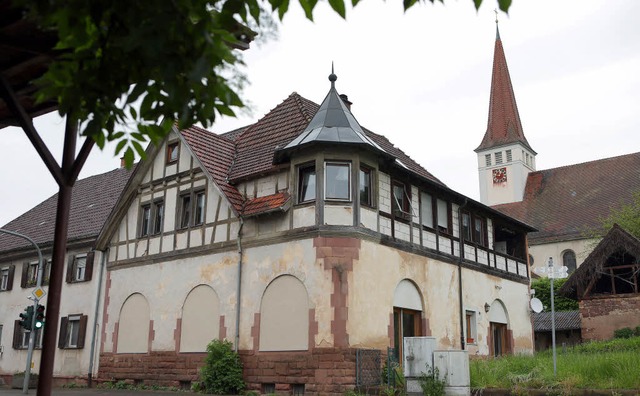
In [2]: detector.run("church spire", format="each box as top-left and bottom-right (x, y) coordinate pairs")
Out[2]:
(475, 24), (535, 154)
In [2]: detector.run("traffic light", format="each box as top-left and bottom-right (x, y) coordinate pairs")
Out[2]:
(35, 304), (45, 329)
(19, 305), (34, 330)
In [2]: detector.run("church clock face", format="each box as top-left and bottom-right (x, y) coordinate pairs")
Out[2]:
(492, 167), (507, 184)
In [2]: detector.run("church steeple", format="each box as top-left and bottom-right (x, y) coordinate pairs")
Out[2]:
(476, 22), (537, 206)
(475, 23), (534, 154)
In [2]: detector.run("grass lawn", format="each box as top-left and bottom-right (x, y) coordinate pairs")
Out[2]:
(470, 337), (640, 393)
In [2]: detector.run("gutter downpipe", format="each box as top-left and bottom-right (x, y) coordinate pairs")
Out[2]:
(234, 215), (245, 353)
(87, 248), (107, 387)
(457, 198), (469, 350)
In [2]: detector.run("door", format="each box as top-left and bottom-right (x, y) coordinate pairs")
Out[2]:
(393, 307), (422, 363)
(491, 322), (507, 356)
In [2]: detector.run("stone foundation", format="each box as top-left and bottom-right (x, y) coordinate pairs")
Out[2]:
(99, 347), (363, 395)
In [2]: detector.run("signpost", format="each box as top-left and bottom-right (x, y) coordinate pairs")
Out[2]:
(533, 257), (568, 376)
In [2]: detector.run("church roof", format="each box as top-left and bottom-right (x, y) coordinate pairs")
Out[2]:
(493, 152), (640, 244)
(476, 25), (535, 153)
(0, 167), (132, 252)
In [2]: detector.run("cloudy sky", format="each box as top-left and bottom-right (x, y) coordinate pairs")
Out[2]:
(2, 0), (640, 227)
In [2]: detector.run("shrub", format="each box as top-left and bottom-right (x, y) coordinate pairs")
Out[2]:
(418, 366), (446, 396)
(613, 327), (634, 339)
(198, 340), (245, 394)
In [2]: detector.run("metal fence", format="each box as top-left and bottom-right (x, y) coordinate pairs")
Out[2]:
(355, 348), (382, 388)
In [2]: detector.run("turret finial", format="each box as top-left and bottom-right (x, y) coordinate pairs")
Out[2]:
(329, 62), (337, 87)
(495, 9), (500, 40)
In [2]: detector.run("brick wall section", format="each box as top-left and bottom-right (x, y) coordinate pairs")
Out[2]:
(241, 347), (358, 396)
(99, 347), (360, 395)
(580, 294), (640, 341)
(314, 237), (360, 348)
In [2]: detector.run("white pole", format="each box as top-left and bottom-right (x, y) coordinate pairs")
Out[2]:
(549, 257), (557, 376)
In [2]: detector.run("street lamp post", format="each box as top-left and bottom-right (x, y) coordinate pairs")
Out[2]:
(533, 257), (568, 376)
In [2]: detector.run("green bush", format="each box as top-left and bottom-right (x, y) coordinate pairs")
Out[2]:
(613, 327), (635, 339)
(418, 366), (445, 396)
(198, 340), (245, 395)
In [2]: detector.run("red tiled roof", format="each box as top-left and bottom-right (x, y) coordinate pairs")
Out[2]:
(0, 167), (132, 252)
(181, 125), (245, 212)
(494, 152), (640, 244)
(243, 192), (290, 217)
(180, 92), (445, 215)
(476, 32), (533, 153)
(229, 93), (316, 182)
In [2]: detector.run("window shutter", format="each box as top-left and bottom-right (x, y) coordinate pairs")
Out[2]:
(7, 264), (15, 291)
(77, 315), (89, 348)
(20, 262), (28, 288)
(58, 317), (68, 349)
(66, 255), (75, 283)
(13, 320), (21, 349)
(85, 251), (95, 282)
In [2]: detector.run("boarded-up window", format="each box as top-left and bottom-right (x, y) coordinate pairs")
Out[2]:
(180, 285), (220, 352)
(117, 293), (150, 353)
(259, 275), (309, 351)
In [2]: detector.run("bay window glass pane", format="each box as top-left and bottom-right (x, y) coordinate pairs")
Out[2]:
(359, 167), (372, 206)
(462, 213), (471, 240)
(180, 195), (191, 228)
(141, 205), (151, 236)
(437, 199), (448, 231)
(298, 165), (316, 203)
(194, 192), (205, 225)
(326, 163), (350, 200)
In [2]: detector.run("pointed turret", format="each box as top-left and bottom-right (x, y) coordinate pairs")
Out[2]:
(274, 68), (387, 163)
(476, 23), (537, 206)
(475, 24), (534, 153)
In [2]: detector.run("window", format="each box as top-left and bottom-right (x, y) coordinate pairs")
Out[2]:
(140, 200), (164, 236)
(13, 322), (43, 349)
(485, 154), (491, 167)
(194, 192), (205, 225)
(525, 153), (530, 166)
(359, 166), (373, 206)
(563, 250), (577, 274)
(1, 265), (14, 291)
(180, 194), (192, 228)
(474, 217), (485, 246)
(58, 314), (88, 349)
(465, 310), (477, 344)
(166, 141), (179, 164)
(325, 162), (350, 200)
(462, 213), (472, 241)
(420, 192), (433, 228)
(436, 199), (449, 233)
(506, 150), (512, 162)
(179, 191), (206, 228)
(392, 181), (410, 218)
(66, 252), (94, 283)
(495, 152), (503, 164)
(298, 164), (316, 203)
(21, 260), (48, 288)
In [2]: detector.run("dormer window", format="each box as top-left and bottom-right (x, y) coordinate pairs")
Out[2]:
(325, 162), (350, 201)
(298, 164), (316, 203)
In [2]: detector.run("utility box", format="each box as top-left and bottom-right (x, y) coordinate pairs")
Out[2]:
(433, 350), (470, 396)
(403, 337), (436, 394)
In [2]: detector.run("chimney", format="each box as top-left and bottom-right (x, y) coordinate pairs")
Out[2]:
(120, 156), (126, 168)
(339, 94), (352, 110)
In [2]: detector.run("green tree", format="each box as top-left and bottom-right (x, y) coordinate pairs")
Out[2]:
(16, 0), (509, 167)
(596, 191), (640, 239)
(530, 277), (578, 312)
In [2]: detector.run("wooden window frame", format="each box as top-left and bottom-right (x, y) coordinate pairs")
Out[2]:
(0, 265), (14, 291)
(58, 314), (88, 349)
(13, 321), (43, 350)
(66, 252), (95, 283)
(166, 141), (179, 164)
(392, 180), (410, 220)
(297, 163), (317, 204)
(359, 165), (374, 207)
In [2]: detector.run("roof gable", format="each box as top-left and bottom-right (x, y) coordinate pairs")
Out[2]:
(494, 152), (640, 244)
(559, 224), (640, 298)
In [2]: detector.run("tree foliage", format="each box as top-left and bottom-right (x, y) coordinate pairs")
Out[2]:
(198, 339), (245, 395)
(530, 277), (578, 312)
(594, 191), (640, 239)
(16, 0), (507, 167)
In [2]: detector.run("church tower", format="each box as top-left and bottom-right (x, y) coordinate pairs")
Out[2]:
(476, 23), (536, 206)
